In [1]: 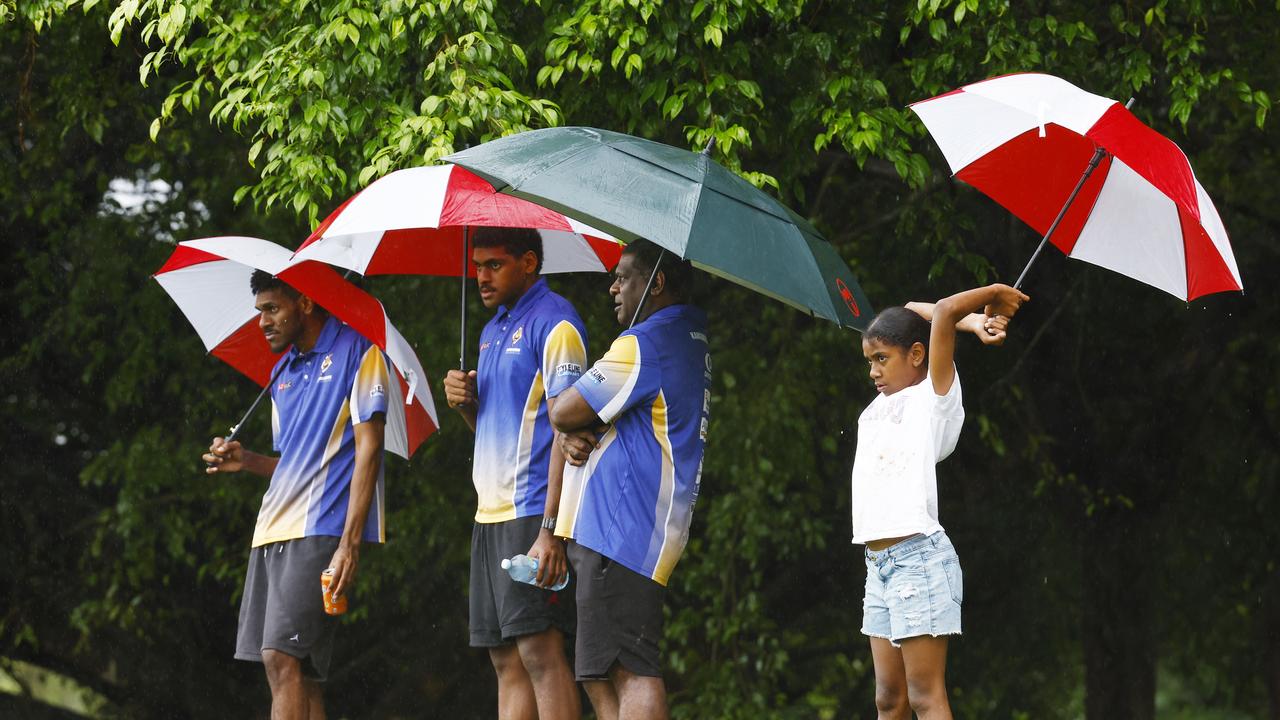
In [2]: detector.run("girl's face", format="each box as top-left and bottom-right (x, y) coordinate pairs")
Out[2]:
(861, 337), (927, 396)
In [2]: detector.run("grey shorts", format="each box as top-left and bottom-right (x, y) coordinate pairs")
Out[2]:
(235, 536), (339, 681)
(567, 542), (665, 680)
(469, 516), (575, 647)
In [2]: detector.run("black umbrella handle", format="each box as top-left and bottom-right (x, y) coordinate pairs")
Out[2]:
(224, 381), (272, 444)
(1013, 98), (1134, 291)
(207, 363), (282, 469)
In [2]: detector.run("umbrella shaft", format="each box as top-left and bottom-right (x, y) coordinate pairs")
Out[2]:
(1013, 145), (1108, 290)
(222, 360), (286, 451)
(460, 227), (469, 370)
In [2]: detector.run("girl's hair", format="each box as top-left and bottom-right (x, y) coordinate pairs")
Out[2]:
(865, 306), (931, 351)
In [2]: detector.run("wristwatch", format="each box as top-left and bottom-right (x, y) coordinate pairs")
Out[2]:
(540, 516), (557, 532)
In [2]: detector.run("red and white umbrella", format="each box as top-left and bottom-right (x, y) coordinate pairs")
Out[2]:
(291, 164), (623, 276)
(910, 72), (1242, 301)
(154, 236), (438, 459)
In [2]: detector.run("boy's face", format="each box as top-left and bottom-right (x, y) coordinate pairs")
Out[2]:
(861, 337), (926, 396)
(473, 245), (537, 309)
(256, 288), (306, 354)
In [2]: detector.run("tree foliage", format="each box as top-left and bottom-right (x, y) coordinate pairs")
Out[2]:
(4, 1), (1280, 718)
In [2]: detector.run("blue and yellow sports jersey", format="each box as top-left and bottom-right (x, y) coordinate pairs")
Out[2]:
(555, 304), (711, 586)
(252, 316), (390, 548)
(473, 278), (588, 523)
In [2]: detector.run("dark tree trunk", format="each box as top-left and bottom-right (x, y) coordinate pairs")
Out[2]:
(1264, 565), (1280, 720)
(1081, 507), (1156, 720)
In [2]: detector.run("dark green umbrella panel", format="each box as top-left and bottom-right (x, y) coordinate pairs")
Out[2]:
(446, 127), (872, 330)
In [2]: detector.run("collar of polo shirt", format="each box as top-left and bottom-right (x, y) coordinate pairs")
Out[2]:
(286, 315), (342, 365)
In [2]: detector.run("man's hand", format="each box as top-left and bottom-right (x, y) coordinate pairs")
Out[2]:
(559, 427), (605, 466)
(983, 284), (1030, 319)
(443, 369), (478, 409)
(326, 543), (359, 600)
(527, 528), (567, 588)
(204, 437), (243, 474)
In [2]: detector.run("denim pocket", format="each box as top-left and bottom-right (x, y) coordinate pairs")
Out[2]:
(942, 558), (963, 605)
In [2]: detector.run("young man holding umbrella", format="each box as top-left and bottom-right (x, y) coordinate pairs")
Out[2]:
(443, 227), (587, 720)
(549, 239), (712, 720)
(203, 270), (390, 720)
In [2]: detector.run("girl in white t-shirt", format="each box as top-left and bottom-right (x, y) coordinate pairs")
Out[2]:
(852, 283), (1028, 720)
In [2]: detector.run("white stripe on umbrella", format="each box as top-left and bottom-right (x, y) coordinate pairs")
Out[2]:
(154, 236), (439, 459)
(292, 164), (622, 276)
(911, 72), (1242, 300)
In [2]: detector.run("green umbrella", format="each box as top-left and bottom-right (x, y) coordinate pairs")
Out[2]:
(444, 127), (873, 331)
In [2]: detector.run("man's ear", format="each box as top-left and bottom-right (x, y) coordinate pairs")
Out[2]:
(298, 295), (316, 315)
(522, 250), (539, 274)
(650, 269), (666, 297)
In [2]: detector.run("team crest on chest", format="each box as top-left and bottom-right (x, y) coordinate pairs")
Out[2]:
(320, 354), (333, 374)
(505, 325), (525, 354)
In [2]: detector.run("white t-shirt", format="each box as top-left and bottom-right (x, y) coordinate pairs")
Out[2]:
(850, 371), (964, 544)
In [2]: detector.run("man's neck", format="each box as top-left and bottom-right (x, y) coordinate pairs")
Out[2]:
(293, 316), (327, 353)
(634, 295), (680, 325)
(503, 275), (541, 311)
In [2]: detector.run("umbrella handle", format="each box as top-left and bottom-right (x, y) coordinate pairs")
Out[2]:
(207, 364), (282, 469)
(224, 381), (272, 444)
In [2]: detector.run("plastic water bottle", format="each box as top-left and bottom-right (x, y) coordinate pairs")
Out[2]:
(501, 554), (570, 591)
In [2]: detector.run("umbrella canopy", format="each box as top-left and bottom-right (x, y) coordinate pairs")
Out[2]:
(910, 72), (1242, 301)
(445, 127), (873, 330)
(153, 236), (439, 459)
(291, 164), (623, 276)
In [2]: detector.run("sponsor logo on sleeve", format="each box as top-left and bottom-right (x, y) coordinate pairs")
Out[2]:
(587, 368), (607, 384)
(555, 362), (583, 377)
(370, 384), (385, 398)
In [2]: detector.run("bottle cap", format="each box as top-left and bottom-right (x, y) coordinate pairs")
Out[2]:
(500, 558), (512, 570)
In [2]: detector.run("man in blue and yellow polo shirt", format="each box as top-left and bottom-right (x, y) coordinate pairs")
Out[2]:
(550, 239), (711, 720)
(443, 227), (587, 720)
(204, 270), (389, 719)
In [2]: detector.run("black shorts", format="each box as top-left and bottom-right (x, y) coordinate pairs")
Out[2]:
(567, 542), (665, 680)
(469, 515), (575, 647)
(235, 536), (339, 681)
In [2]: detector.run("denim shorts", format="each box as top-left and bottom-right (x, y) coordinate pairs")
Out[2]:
(861, 531), (963, 647)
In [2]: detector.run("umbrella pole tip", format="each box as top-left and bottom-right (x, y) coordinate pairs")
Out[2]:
(701, 137), (716, 156)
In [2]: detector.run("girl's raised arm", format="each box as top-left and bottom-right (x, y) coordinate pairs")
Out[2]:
(921, 284), (1029, 396)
